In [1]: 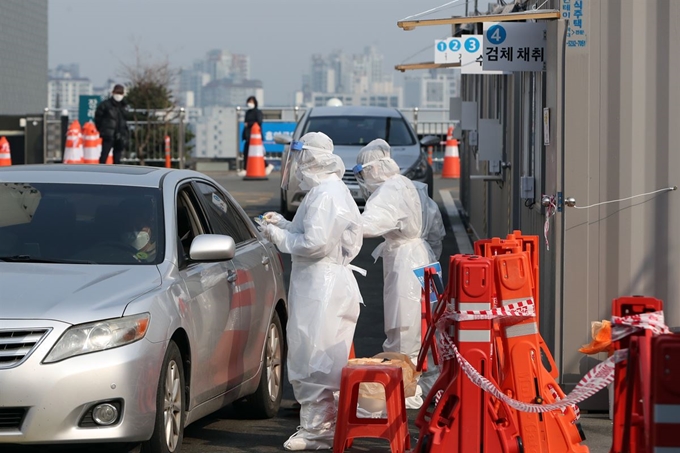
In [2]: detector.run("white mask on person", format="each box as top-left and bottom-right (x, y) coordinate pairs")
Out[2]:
(247, 102), (255, 109)
(113, 94), (124, 102)
(124, 231), (150, 250)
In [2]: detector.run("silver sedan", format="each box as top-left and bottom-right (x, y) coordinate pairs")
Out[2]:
(0, 165), (288, 452)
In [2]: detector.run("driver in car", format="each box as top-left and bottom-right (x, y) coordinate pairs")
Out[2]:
(121, 199), (157, 263)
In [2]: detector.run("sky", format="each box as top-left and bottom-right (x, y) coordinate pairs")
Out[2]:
(49, 0), (494, 105)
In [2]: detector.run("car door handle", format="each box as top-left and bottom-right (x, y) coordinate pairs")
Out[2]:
(262, 256), (270, 266)
(227, 271), (237, 283)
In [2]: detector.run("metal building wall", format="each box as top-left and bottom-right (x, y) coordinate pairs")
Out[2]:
(459, 0), (680, 400)
(559, 0), (680, 387)
(460, 70), (555, 347)
(0, 0), (48, 115)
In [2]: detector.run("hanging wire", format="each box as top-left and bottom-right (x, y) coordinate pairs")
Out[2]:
(400, 0), (468, 22)
(571, 186), (677, 210)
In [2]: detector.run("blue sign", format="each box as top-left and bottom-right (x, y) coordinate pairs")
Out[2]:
(449, 39), (461, 52)
(413, 262), (443, 304)
(486, 24), (507, 45)
(436, 41), (447, 52)
(464, 37), (480, 52)
(78, 95), (103, 127)
(239, 122), (297, 153)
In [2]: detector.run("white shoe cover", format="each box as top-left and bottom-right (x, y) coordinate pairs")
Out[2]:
(405, 384), (424, 409)
(284, 426), (333, 451)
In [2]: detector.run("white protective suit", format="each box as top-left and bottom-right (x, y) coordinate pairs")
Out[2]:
(356, 139), (430, 363)
(411, 180), (446, 398)
(263, 132), (363, 451)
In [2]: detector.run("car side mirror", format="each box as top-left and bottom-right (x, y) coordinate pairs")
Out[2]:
(274, 134), (292, 145)
(189, 234), (235, 262)
(420, 135), (440, 147)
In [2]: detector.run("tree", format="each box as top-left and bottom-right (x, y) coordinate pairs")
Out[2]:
(119, 46), (193, 166)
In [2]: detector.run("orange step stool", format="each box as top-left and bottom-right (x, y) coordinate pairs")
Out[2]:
(333, 364), (411, 453)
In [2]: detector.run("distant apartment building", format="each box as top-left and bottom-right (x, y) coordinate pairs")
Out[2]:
(177, 49), (262, 108)
(48, 65), (94, 112)
(300, 46), (402, 108)
(201, 80), (264, 109)
(403, 69), (461, 109)
(193, 106), (233, 158)
(0, 0), (48, 115)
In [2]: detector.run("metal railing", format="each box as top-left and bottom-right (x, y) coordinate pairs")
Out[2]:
(43, 107), (187, 168)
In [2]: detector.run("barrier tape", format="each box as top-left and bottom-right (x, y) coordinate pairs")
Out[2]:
(437, 308), (669, 414)
(436, 299), (535, 328)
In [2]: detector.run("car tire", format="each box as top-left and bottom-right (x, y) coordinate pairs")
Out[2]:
(142, 341), (185, 453)
(280, 190), (294, 221)
(243, 311), (284, 419)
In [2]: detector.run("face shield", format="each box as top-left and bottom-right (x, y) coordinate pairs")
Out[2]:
(352, 160), (379, 200)
(281, 140), (304, 190)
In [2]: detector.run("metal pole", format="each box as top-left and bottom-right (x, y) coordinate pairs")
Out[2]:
(43, 108), (49, 164)
(413, 107), (419, 136)
(235, 106), (242, 171)
(60, 109), (69, 163)
(294, 105), (299, 123)
(178, 108), (185, 169)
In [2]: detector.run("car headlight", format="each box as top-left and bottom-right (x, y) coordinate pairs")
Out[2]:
(403, 152), (430, 180)
(43, 313), (150, 363)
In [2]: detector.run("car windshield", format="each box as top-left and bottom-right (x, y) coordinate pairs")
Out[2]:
(0, 183), (164, 265)
(303, 115), (416, 146)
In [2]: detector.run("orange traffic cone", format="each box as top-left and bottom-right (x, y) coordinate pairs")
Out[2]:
(0, 137), (11, 166)
(63, 120), (84, 164)
(106, 146), (113, 164)
(441, 126), (460, 179)
(82, 122), (100, 164)
(243, 123), (268, 180)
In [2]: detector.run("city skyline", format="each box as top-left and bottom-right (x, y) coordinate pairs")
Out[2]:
(48, 0), (495, 105)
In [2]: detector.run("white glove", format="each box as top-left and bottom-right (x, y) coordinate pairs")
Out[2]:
(262, 223), (277, 242)
(264, 211), (292, 230)
(264, 212), (285, 225)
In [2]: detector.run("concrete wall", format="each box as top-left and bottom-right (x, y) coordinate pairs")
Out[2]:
(0, 0), (48, 115)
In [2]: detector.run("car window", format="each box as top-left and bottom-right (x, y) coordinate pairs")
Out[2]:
(176, 185), (208, 264)
(194, 181), (254, 245)
(303, 115), (416, 146)
(0, 183), (163, 265)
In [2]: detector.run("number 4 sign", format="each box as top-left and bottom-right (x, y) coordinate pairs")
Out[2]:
(483, 22), (547, 72)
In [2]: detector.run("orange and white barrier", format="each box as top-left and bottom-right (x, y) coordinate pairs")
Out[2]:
(82, 122), (100, 164)
(0, 136), (11, 166)
(63, 120), (84, 164)
(243, 123), (268, 180)
(442, 126), (460, 179)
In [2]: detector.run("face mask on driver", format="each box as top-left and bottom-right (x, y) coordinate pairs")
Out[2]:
(124, 231), (150, 251)
(113, 94), (124, 102)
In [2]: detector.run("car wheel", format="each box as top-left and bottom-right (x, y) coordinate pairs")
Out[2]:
(142, 341), (185, 453)
(280, 190), (294, 221)
(244, 311), (284, 419)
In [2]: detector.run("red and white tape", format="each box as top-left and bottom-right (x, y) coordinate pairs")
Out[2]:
(436, 299), (535, 328)
(437, 307), (668, 414)
(611, 310), (670, 340)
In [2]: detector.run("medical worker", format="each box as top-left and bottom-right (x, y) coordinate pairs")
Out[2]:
(353, 138), (434, 409)
(263, 132), (364, 451)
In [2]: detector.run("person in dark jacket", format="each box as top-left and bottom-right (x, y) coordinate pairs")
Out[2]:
(95, 84), (129, 164)
(241, 96), (263, 172)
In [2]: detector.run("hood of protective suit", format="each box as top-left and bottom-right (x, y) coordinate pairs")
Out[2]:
(296, 132), (345, 190)
(356, 139), (401, 195)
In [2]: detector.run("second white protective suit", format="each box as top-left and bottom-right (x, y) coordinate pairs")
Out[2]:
(355, 139), (430, 362)
(263, 132), (364, 451)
